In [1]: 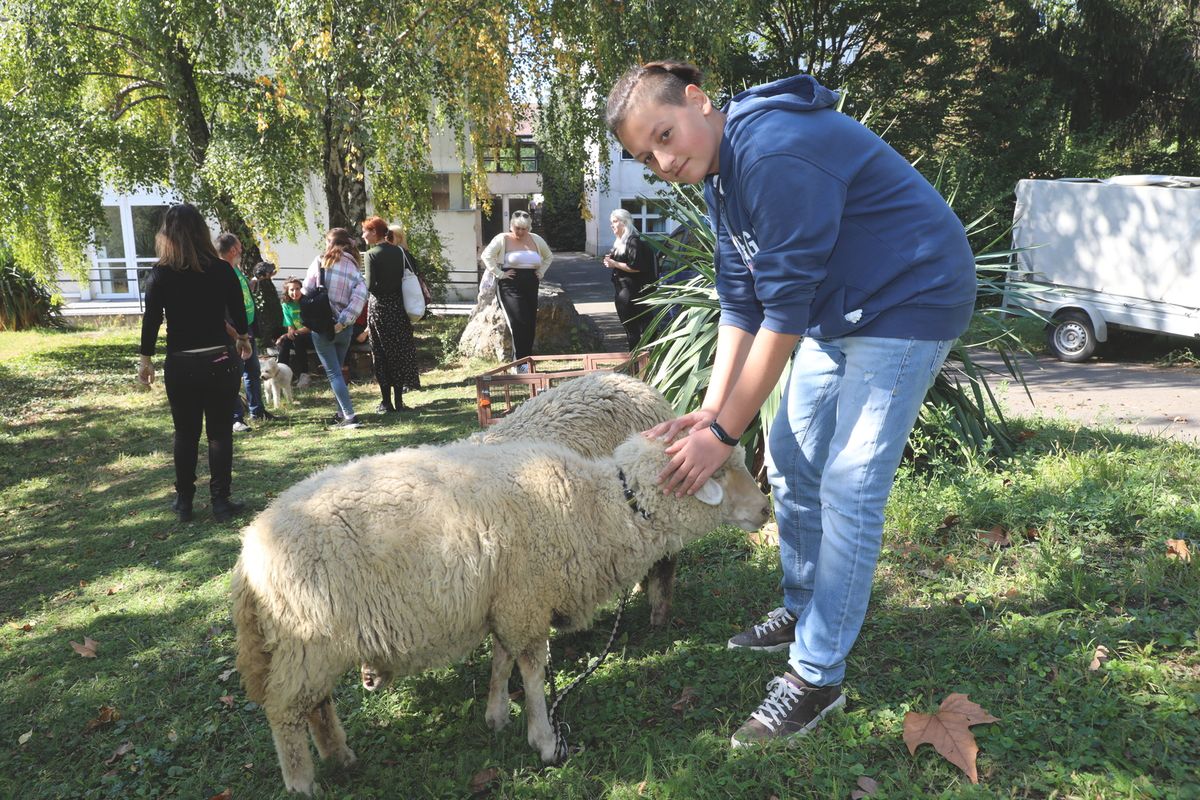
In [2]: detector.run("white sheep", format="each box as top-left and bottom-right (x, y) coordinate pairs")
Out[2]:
(477, 371), (681, 626)
(232, 433), (769, 795)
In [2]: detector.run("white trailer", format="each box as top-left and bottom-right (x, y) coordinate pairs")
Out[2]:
(1007, 176), (1200, 361)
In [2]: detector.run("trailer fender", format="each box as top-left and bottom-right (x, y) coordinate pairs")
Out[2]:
(1049, 303), (1108, 343)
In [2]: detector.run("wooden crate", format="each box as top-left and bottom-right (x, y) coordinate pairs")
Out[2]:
(474, 352), (644, 427)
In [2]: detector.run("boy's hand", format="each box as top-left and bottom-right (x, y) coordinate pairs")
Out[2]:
(643, 409), (716, 444)
(657, 425), (732, 497)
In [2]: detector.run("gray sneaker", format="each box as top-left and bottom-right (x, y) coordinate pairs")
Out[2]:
(730, 672), (845, 747)
(232, 421), (252, 433)
(331, 415), (361, 430)
(727, 607), (797, 652)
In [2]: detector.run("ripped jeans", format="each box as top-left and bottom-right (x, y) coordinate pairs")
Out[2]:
(766, 335), (953, 686)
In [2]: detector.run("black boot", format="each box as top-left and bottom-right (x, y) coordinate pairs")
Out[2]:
(211, 495), (245, 523)
(172, 491), (194, 523)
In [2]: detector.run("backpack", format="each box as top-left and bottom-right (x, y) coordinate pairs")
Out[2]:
(299, 267), (336, 338)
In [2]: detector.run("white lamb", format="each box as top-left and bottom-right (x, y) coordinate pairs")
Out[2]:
(232, 434), (768, 796)
(476, 371), (681, 626)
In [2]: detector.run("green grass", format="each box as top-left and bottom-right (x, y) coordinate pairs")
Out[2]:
(2, 324), (1197, 798)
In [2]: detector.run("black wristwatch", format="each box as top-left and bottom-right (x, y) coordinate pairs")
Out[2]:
(709, 420), (739, 447)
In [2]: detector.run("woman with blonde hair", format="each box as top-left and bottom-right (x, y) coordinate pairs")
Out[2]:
(137, 203), (252, 522)
(603, 207), (657, 350)
(302, 227), (368, 428)
(479, 209), (553, 364)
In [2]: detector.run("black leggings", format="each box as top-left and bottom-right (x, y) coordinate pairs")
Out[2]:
(164, 347), (241, 500)
(497, 270), (539, 360)
(613, 276), (650, 350)
(277, 332), (311, 375)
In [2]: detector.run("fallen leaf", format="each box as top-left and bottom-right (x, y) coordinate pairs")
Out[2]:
(937, 514), (960, 530)
(671, 686), (699, 712)
(106, 587), (117, 596)
(218, 667), (237, 682)
(636, 780), (648, 796)
(84, 705), (121, 733)
(167, 729), (178, 742)
(219, 695), (235, 708)
(70, 637), (99, 658)
(152, 531), (169, 541)
(209, 790), (232, 800)
(1166, 538), (1191, 563)
(903, 694), (998, 784)
(1089, 645), (1110, 671)
(1015, 429), (1036, 442)
(979, 525), (1011, 548)
(18, 730), (32, 745)
(10, 622), (33, 632)
(468, 766), (500, 794)
(1023, 527), (1041, 541)
(850, 775), (879, 799)
(104, 741), (134, 765)
(242, 762), (253, 770)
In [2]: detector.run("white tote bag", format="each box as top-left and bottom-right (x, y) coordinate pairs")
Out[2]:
(400, 251), (425, 322)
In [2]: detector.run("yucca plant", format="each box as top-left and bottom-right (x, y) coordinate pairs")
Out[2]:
(634, 181), (1043, 465)
(0, 245), (63, 331)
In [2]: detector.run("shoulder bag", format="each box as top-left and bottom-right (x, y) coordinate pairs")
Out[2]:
(299, 266), (336, 337)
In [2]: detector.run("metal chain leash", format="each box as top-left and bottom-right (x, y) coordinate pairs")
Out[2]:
(544, 590), (631, 764)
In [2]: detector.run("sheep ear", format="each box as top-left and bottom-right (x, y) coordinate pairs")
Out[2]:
(693, 478), (724, 506)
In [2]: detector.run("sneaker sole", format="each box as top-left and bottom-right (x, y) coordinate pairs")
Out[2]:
(729, 693), (846, 749)
(726, 640), (792, 653)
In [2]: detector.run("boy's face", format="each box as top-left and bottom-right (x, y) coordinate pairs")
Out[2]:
(618, 84), (722, 185)
(286, 284), (302, 301)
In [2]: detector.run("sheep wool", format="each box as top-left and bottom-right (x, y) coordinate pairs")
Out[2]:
(233, 433), (769, 796)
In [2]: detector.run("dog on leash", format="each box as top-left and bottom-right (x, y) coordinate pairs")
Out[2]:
(259, 357), (294, 409)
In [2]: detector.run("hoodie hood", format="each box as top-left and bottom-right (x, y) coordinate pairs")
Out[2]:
(724, 74), (839, 127)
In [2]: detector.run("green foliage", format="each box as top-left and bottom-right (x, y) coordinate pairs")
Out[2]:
(0, 244), (63, 331)
(538, 148), (586, 251)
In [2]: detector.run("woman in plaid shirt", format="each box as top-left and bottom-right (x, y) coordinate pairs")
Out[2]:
(303, 227), (369, 428)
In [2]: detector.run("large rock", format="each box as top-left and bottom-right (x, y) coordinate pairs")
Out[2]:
(458, 280), (603, 360)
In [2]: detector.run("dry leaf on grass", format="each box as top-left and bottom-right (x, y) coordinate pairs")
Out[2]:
(850, 775), (879, 798)
(1166, 538), (1191, 562)
(979, 525), (1012, 548)
(84, 705), (120, 733)
(104, 741), (134, 765)
(903, 694), (998, 784)
(1089, 645), (1110, 671)
(468, 766), (500, 794)
(209, 790), (232, 800)
(671, 686), (699, 712)
(218, 667), (237, 682)
(70, 637), (99, 658)
(218, 695), (235, 708)
(18, 730), (32, 745)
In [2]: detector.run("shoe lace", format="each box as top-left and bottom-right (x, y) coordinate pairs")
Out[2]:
(749, 676), (804, 731)
(753, 606), (795, 637)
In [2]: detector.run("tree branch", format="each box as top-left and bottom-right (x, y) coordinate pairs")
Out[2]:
(83, 71), (163, 85)
(111, 93), (169, 120)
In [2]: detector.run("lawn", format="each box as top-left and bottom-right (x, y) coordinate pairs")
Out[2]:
(1, 322), (1197, 799)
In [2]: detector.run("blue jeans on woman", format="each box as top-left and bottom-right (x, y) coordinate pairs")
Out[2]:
(766, 335), (953, 687)
(310, 325), (355, 419)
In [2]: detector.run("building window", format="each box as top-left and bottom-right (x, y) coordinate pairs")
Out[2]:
(93, 202), (168, 297)
(620, 198), (669, 234)
(620, 148), (636, 161)
(482, 138), (541, 173)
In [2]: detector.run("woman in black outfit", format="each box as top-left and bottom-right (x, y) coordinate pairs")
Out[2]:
(360, 216), (421, 412)
(137, 203), (251, 522)
(603, 207), (657, 350)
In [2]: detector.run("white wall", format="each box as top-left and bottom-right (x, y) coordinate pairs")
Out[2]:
(585, 139), (678, 255)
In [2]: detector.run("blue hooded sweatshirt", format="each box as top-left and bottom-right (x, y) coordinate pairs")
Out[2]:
(705, 74), (976, 340)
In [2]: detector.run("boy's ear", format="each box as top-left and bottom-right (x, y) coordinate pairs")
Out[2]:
(685, 83), (711, 112)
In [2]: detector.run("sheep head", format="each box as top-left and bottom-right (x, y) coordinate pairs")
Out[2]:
(612, 434), (770, 533)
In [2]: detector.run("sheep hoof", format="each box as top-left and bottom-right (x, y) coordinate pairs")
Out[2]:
(335, 747), (357, 768)
(485, 710), (510, 732)
(283, 776), (316, 796)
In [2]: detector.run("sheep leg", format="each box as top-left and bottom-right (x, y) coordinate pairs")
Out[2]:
(306, 697), (357, 767)
(516, 647), (558, 763)
(485, 639), (515, 731)
(644, 555), (677, 627)
(266, 709), (317, 796)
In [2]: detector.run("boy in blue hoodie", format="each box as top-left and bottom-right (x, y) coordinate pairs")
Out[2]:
(607, 61), (976, 747)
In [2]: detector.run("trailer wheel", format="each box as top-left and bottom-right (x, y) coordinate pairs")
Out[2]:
(1047, 310), (1097, 362)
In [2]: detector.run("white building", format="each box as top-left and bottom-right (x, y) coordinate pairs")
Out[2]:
(60, 126), (542, 313)
(585, 139), (679, 256)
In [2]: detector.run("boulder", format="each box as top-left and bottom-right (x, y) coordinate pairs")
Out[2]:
(458, 280), (603, 360)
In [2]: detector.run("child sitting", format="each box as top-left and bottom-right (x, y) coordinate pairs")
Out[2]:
(276, 278), (313, 386)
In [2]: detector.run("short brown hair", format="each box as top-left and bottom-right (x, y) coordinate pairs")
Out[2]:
(606, 60), (705, 135)
(155, 204), (220, 273)
(362, 216), (388, 238)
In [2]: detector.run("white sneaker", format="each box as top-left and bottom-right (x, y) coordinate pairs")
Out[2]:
(296, 373), (312, 389)
(232, 421), (251, 432)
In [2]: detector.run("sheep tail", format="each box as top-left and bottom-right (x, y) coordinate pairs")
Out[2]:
(231, 558), (271, 705)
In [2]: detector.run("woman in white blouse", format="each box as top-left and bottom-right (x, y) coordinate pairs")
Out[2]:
(479, 210), (553, 364)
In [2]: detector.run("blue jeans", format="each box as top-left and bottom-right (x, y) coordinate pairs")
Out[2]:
(766, 336), (953, 686)
(234, 336), (263, 422)
(310, 326), (355, 419)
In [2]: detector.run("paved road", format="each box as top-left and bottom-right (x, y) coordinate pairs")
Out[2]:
(552, 251), (1200, 444)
